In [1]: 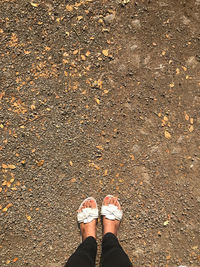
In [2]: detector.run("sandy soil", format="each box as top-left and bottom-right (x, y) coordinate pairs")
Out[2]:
(0, 0), (200, 266)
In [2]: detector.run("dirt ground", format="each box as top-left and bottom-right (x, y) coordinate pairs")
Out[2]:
(0, 0), (200, 266)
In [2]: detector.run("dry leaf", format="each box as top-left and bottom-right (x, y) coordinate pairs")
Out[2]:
(189, 125), (194, 132)
(3, 203), (13, 212)
(176, 68), (180, 74)
(95, 98), (100, 104)
(104, 169), (108, 176)
(169, 83), (174, 88)
(66, 5), (73, 11)
(81, 55), (86, 61)
(11, 187), (17, 191)
(164, 130), (171, 139)
(13, 258), (18, 263)
(163, 116), (168, 121)
(7, 181), (11, 188)
(37, 160), (44, 167)
(8, 164), (16, 169)
(86, 51), (91, 57)
(182, 66), (187, 71)
(2, 163), (8, 169)
(69, 161), (73, 166)
(185, 113), (189, 121)
(73, 50), (79, 55)
(0, 124), (4, 129)
(102, 50), (109, 57)
(190, 118), (193, 124)
(24, 50), (31, 55)
(77, 16), (83, 21)
(96, 145), (103, 150)
(71, 178), (76, 183)
(26, 215), (31, 221)
(30, 2), (39, 7)
(31, 104), (36, 110)
(130, 154), (135, 160)
(10, 178), (15, 183)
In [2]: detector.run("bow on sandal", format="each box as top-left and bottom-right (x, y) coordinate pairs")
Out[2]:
(77, 197), (99, 224)
(101, 195), (123, 221)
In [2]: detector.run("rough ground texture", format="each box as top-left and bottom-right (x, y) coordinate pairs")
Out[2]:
(0, 0), (200, 266)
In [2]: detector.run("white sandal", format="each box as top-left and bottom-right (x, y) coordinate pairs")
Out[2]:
(101, 195), (123, 221)
(77, 197), (99, 224)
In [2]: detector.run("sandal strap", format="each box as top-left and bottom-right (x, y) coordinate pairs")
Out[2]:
(77, 197), (99, 224)
(101, 204), (123, 221)
(77, 207), (98, 223)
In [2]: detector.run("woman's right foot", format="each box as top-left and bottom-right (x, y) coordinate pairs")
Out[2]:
(102, 196), (121, 236)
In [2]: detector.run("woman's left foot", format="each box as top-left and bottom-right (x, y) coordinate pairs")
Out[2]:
(78, 199), (97, 241)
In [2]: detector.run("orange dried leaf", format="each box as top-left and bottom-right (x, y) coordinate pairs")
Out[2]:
(26, 215), (31, 221)
(77, 16), (83, 21)
(185, 113), (189, 121)
(10, 178), (15, 183)
(104, 169), (108, 176)
(31, 104), (36, 110)
(96, 145), (103, 150)
(81, 55), (86, 61)
(95, 98), (100, 104)
(164, 130), (171, 139)
(8, 164), (16, 169)
(7, 181), (11, 188)
(102, 50), (109, 57)
(30, 2), (39, 7)
(13, 258), (18, 263)
(11, 187), (17, 191)
(71, 178), (76, 183)
(189, 125), (194, 132)
(37, 160), (44, 167)
(86, 51), (91, 57)
(2, 163), (8, 169)
(66, 5), (73, 11)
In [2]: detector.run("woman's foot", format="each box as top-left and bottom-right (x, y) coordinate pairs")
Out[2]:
(102, 196), (121, 236)
(78, 199), (97, 241)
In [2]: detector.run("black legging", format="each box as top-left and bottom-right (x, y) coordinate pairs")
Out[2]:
(65, 232), (132, 267)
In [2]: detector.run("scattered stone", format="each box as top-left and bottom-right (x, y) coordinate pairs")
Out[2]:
(131, 19), (141, 29)
(186, 56), (199, 68)
(104, 14), (115, 25)
(181, 15), (191, 25)
(117, 0), (130, 6)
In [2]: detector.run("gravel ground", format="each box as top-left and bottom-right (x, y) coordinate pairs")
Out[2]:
(0, 0), (200, 266)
